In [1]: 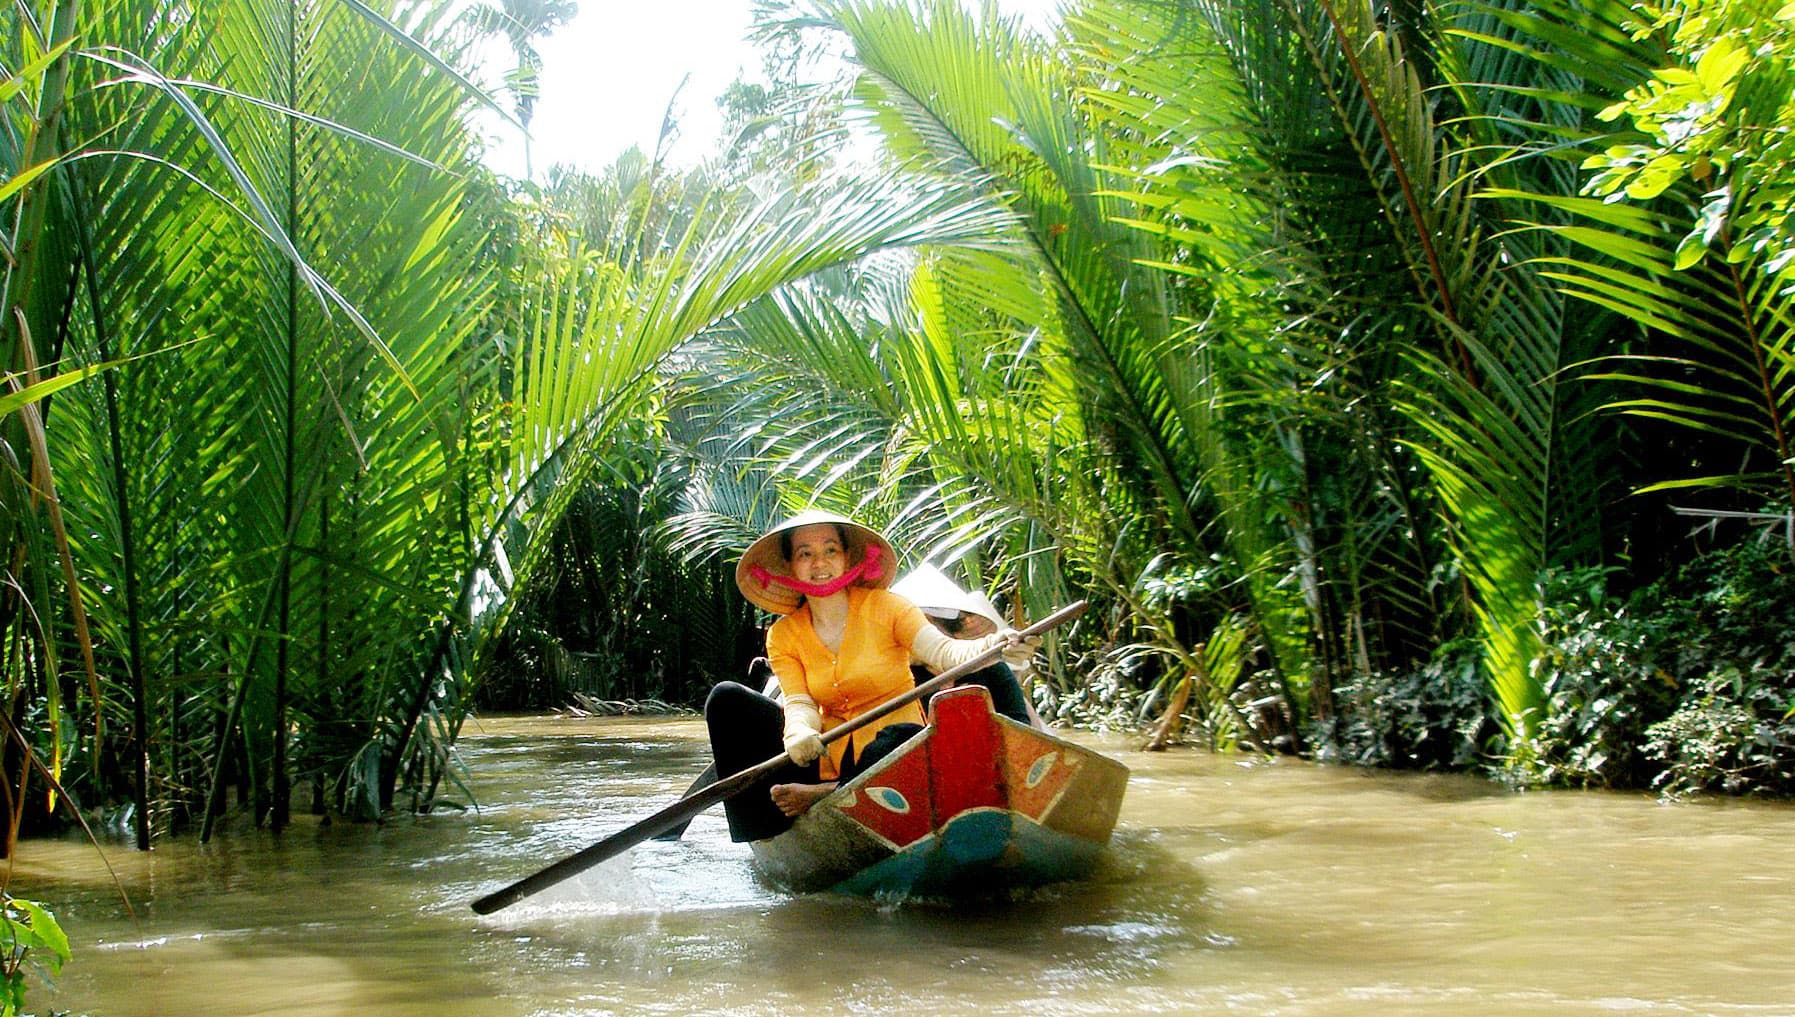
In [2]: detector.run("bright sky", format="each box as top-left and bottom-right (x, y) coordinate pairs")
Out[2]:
(475, 0), (1062, 180)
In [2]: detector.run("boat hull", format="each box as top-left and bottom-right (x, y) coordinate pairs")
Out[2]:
(749, 685), (1129, 898)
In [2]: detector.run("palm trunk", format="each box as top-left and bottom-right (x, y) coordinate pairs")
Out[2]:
(315, 491), (329, 816)
(2, 0), (94, 857)
(202, 638), (233, 838)
(269, 0), (306, 836)
(66, 154), (153, 850)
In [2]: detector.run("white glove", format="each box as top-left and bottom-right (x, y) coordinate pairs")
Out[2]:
(911, 625), (1007, 673)
(781, 694), (825, 765)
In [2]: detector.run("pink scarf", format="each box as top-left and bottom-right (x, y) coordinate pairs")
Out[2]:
(749, 543), (886, 600)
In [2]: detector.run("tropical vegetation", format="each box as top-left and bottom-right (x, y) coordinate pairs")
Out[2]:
(0, 893), (67, 1017)
(3, 0), (1793, 916)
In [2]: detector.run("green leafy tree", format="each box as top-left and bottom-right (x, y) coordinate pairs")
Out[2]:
(0, 895), (70, 1017)
(1568, 0), (1795, 511)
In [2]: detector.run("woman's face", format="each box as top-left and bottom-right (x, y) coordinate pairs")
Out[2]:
(787, 523), (848, 584)
(956, 612), (998, 639)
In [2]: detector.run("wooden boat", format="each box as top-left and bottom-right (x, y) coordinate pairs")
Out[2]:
(749, 684), (1130, 898)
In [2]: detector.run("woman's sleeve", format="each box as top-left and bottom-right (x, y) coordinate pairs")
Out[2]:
(765, 619), (808, 700)
(911, 624), (1006, 673)
(886, 592), (929, 648)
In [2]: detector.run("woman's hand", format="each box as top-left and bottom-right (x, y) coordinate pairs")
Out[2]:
(781, 694), (825, 764)
(997, 628), (1042, 672)
(782, 730), (824, 765)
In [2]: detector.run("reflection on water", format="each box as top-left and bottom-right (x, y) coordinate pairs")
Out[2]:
(13, 714), (1795, 1016)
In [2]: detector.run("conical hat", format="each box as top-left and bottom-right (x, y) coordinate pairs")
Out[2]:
(734, 510), (897, 615)
(890, 563), (1005, 630)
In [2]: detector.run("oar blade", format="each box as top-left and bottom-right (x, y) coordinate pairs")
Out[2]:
(470, 753), (773, 914)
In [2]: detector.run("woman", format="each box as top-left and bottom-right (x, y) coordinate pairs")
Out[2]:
(890, 562), (1043, 728)
(704, 510), (1022, 843)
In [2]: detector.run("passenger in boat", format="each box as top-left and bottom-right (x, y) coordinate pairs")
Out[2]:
(889, 563), (1044, 728)
(705, 510), (1031, 842)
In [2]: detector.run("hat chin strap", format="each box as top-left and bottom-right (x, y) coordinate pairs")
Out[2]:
(751, 544), (885, 600)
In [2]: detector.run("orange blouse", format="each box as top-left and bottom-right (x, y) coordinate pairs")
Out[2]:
(766, 586), (929, 779)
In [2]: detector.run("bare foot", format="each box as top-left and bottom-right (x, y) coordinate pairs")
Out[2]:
(770, 781), (837, 817)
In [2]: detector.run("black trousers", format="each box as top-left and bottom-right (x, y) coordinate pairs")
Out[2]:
(703, 680), (923, 843)
(913, 661), (1033, 725)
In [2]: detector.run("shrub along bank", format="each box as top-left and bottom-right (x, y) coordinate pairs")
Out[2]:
(1307, 529), (1795, 797)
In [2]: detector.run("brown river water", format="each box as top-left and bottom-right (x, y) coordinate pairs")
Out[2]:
(12, 714), (1795, 1016)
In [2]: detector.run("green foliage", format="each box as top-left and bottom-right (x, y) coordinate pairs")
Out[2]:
(464, 0), (579, 135)
(1049, 643), (1152, 731)
(1511, 568), (1681, 788)
(478, 447), (754, 710)
(1321, 539), (1794, 794)
(1, 895), (70, 1017)
(1583, 0), (1795, 279)
(1312, 640), (1495, 771)
(1645, 666), (1795, 795)
(1640, 534), (1795, 795)
(1510, 533), (1795, 794)
(1491, 0), (1795, 510)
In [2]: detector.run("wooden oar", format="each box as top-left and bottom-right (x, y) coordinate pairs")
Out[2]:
(470, 599), (1087, 915)
(651, 662), (773, 842)
(647, 762), (715, 841)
